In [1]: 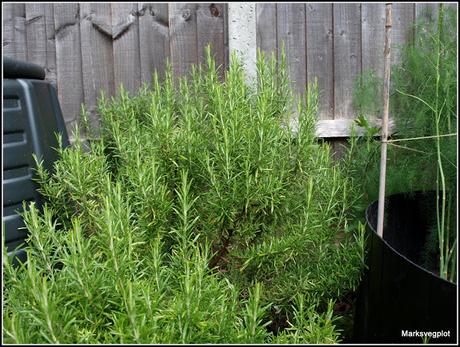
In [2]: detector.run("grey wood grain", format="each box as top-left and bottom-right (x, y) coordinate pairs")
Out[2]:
(277, 3), (306, 96)
(333, 3), (362, 120)
(54, 3), (84, 134)
(111, 3), (141, 95)
(306, 3), (334, 120)
(197, 3), (226, 79)
(391, 3), (415, 66)
(222, 4), (229, 73)
(361, 3), (385, 120)
(169, 3), (199, 79)
(256, 3), (277, 57)
(43, 4), (57, 86)
(138, 3), (170, 83)
(361, 3), (386, 78)
(4, 4), (27, 60)
(415, 3), (439, 23)
(25, 4), (47, 67)
(80, 3), (115, 133)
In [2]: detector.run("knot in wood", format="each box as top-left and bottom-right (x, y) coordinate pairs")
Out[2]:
(210, 4), (220, 17)
(182, 9), (191, 21)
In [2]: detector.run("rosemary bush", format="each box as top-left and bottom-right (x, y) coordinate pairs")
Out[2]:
(350, 6), (457, 282)
(3, 48), (365, 343)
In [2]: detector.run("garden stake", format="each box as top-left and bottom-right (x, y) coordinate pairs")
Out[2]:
(377, 3), (392, 238)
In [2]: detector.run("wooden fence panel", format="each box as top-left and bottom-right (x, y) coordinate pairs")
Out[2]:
(391, 3), (415, 66)
(256, 3), (277, 57)
(25, 5), (47, 69)
(43, 4), (57, 86)
(361, 3), (386, 79)
(276, 3), (306, 96)
(4, 4), (27, 61)
(169, 3), (199, 79)
(3, 3), (455, 140)
(306, 3), (334, 120)
(80, 3), (114, 131)
(333, 3), (362, 121)
(111, 3), (141, 95)
(138, 3), (170, 83)
(53, 3), (84, 133)
(197, 3), (226, 77)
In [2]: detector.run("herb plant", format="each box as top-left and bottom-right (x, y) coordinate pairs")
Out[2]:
(3, 48), (365, 343)
(349, 5), (457, 282)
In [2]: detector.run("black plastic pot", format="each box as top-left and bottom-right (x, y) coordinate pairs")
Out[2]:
(353, 191), (457, 343)
(3, 57), (69, 265)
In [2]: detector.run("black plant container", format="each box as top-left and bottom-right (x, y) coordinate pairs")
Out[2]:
(3, 57), (69, 265)
(353, 191), (457, 344)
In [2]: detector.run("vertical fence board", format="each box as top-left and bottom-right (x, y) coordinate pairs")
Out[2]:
(333, 3), (362, 120)
(25, 4), (47, 67)
(80, 3), (114, 132)
(197, 3), (226, 78)
(361, 3), (386, 119)
(169, 3), (198, 79)
(256, 3), (277, 56)
(3, 4), (16, 58)
(306, 3), (334, 120)
(25, 4), (57, 85)
(111, 3), (141, 95)
(277, 3), (306, 96)
(4, 4), (27, 61)
(415, 3), (442, 41)
(392, 3), (415, 66)
(53, 3), (84, 134)
(43, 4), (57, 86)
(415, 3), (439, 22)
(138, 3), (170, 83)
(222, 4), (229, 72)
(361, 3), (386, 78)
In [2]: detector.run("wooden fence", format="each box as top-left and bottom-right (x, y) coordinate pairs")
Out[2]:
(2, 3), (455, 138)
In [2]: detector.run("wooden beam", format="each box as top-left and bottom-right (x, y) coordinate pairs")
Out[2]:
(315, 117), (394, 138)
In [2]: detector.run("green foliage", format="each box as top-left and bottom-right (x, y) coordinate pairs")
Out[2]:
(3, 47), (365, 343)
(349, 7), (457, 282)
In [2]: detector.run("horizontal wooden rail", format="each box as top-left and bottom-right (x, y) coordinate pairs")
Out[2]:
(315, 117), (395, 138)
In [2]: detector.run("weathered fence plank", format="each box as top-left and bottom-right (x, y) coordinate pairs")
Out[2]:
(53, 3), (84, 133)
(4, 3), (27, 61)
(306, 3), (334, 120)
(169, 3), (199, 79)
(80, 3), (114, 132)
(361, 3), (386, 120)
(138, 3), (170, 82)
(391, 3), (415, 66)
(25, 4), (47, 68)
(415, 3), (439, 23)
(3, 4), (16, 59)
(43, 4), (57, 86)
(197, 3), (226, 77)
(256, 3), (277, 56)
(361, 3), (386, 78)
(277, 3), (306, 96)
(333, 3), (362, 120)
(111, 3), (141, 95)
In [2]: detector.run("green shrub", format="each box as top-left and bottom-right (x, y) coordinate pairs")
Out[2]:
(3, 48), (365, 343)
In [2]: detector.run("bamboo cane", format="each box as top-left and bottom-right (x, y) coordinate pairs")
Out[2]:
(377, 3), (393, 238)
